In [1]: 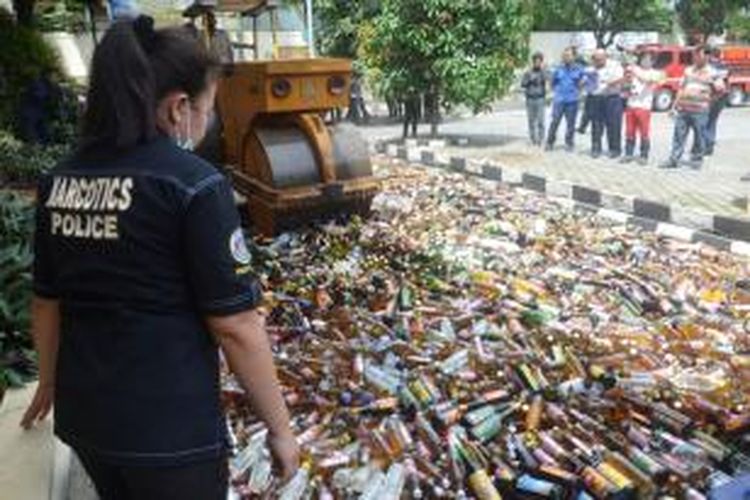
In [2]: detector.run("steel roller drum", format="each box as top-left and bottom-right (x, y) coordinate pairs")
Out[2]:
(254, 127), (321, 189)
(329, 123), (373, 180)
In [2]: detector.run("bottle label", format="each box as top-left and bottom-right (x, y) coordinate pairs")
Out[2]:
(597, 462), (633, 490)
(517, 474), (557, 496)
(582, 467), (615, 496)
(494, 463), (516, 483)
(629, 449), (661, 476)
(410, 379), (432, 405)
(472, 414), (503, 442)
(539, 465), (578, 485)
(468, 470), (503, 500)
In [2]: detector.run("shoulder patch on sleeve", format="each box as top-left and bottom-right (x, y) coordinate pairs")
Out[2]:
(229, 228), (251, 265)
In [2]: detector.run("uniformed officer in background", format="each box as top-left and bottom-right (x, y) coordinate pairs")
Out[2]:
(21, 15), (299, 499)
(183, 0), (234, 64)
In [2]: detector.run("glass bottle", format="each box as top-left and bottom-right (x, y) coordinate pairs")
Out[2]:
(515, 474), (565, 499)
(278, 460), (312, 500)
(602, 450), (656, 498)
(568, 452), (618, 499)
(462, 445), (503, 500)
(526, 395), (544, 431)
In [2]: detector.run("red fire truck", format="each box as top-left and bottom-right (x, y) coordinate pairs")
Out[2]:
(632, 44), (750, 111)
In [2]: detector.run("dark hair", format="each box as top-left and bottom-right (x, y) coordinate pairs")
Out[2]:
(532, 52), (544, 62)
(80, 15), (220, 152)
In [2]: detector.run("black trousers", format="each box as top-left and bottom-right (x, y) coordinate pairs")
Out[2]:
(605, 95), (624, 155)
(591, 95), (623, 155)
(75, 449), (228, 500)
(403, 96), (421, 138)
(578, 94), (592, 132)
(590, 95), (607, 154)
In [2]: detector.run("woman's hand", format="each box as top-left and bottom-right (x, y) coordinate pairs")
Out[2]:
(209, 309), (299, 482)
(268, 429), (300, 483)
(22, 297), (60, 430)
(20, 383), (54, 429)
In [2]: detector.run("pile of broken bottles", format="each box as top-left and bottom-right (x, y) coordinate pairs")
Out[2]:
(224, 160), (750, 499)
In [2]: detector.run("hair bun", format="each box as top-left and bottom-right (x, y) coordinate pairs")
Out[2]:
(132, 15), (156, 53)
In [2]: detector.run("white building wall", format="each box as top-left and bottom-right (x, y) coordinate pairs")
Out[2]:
(529, 31), (663, 64)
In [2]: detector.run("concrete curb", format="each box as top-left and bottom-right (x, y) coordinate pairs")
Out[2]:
(373, 139), (750, 257)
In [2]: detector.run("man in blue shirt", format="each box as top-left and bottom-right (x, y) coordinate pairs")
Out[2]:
(545, 47), (585, 152)
(108, 0), (139, 19)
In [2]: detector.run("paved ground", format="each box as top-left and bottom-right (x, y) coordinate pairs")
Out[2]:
(0, 384), (54, 499)
(1, 385), (99, 500)
(355, 105), (750, 221)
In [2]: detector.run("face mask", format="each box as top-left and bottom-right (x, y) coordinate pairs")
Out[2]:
(176, 104), (194, 151)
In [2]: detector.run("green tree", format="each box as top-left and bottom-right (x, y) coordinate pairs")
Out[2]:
(315, 0), (380, 59)
(532, 0), (585, 31)
(533, 0), (671, 48)
(728, 7), (750, 42)
(582, 0), (671, 48)
(360, 0), (531, 137)
(676, 0), (750, 44)
(36, 0), (89, 32)
(9, 0), (93, 29)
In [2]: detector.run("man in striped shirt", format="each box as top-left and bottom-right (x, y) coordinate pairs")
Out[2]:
(660, 46), (725, 170)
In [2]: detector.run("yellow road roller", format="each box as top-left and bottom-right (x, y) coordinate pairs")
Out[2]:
(193, 0), (379, 235)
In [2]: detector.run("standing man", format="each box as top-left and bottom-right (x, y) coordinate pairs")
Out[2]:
(572, 43), (591, 134)
(545, 47), (584, 152)
(347, 73), (371, 125)
(577, 59), (597, 135)
(589, 49), (625, 159)
(18, 71), (57, 145)
(521, 52), (548, 146)
(202, 9), (234, 64)
(183, 3), (234, 65)
(692, 46), (729, 157)
(621, 54), (662, 164)
(660, 45), (724, 170)
(402, 89), (421, 139)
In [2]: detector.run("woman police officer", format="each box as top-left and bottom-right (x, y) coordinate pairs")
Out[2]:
(20, 15), (299, 499)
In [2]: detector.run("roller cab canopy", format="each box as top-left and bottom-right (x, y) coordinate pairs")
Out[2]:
(183, 0), (283, 18)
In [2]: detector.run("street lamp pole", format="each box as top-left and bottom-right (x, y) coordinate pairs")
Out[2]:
(305, 0), (314, 57)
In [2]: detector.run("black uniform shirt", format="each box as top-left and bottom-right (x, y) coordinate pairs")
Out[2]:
(33, 136), (262, 466)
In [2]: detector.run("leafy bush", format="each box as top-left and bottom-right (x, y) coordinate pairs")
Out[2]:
(47, 83), (83, 146)
(728, 10), (750, 43)
(0, 8), (63, 132)
(0, 191), (37, 391)
(0, 130), (69, 188)
(36, 0), (88, 33)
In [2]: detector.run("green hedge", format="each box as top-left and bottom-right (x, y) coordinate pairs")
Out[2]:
(0, 130), (70, 188)
(0, 191), (37, 390)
